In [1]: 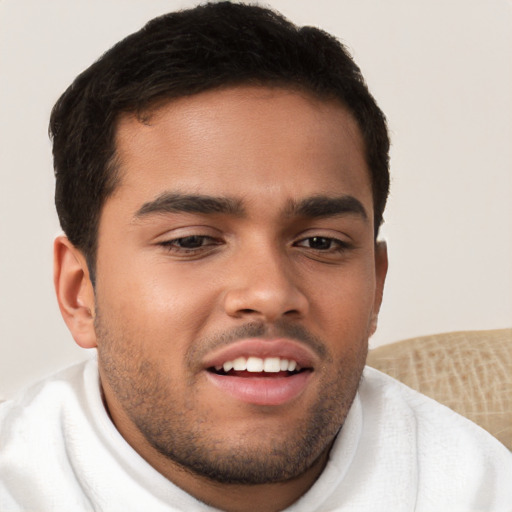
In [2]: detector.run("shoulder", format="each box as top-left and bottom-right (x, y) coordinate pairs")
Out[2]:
(1, 358), (97, 425)
(0, 358), (100, 462)
(1, 358), (97, 450)
(359, 366), (512, 509)
(361, 365), (505, 440)
(360, 365), (511, 455)
(0, 358), (101, 511)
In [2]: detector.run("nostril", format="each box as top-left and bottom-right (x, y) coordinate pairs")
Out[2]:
(223, 284), (308, 321)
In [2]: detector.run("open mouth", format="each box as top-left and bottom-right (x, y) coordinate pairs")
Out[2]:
(203, 340), (316, 405)
(208, 356), (309, 377)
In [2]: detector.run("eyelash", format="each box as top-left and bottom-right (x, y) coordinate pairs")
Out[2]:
(159, 235), (220, 252)
(159, 235), (350, 255)
(294, 236), (350, 253)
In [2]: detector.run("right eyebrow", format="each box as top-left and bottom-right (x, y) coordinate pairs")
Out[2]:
(134, 192), (245, 219)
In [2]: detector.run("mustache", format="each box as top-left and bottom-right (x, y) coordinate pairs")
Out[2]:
(186, 320), (329, 368)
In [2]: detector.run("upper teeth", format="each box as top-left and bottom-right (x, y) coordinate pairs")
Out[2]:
(215, 356), (299, 373)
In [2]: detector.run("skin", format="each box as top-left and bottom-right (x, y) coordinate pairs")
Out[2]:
(54, 86), (387, 512)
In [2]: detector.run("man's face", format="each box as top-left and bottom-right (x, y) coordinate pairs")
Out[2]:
(92, 86), (386, 484)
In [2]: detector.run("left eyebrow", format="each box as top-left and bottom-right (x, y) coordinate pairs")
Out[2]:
(285, 195), (369, 221)
(134, 192), (245, 218)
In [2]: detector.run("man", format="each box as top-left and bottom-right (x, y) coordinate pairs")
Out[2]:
(0, 2), (510, 511)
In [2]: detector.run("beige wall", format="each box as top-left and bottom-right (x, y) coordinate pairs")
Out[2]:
(1, 0), (511, 398)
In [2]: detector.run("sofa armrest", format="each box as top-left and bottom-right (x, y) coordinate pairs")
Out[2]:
(367, 329), (512, 449)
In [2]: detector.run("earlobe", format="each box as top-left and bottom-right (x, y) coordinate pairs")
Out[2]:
(54, 236), (97, 349)
(369, 241), (388, 337)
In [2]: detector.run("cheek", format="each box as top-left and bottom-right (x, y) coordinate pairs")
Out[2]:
(96, 255), (219, 351)
(307, 261), (376, 340)
(312, 257), (375, 306)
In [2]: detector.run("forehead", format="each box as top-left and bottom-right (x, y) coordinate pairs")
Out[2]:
(110, 86), (372, 216)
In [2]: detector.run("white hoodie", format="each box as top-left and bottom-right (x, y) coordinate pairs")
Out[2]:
(1, 358), (511, 511)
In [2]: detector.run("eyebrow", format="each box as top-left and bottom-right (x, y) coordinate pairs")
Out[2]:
(134, 192), (368, 223)
(135, 192), (245, 218)
(286, 195), (368, 221)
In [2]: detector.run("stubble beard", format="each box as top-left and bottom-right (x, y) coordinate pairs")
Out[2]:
(95, 312), (368, 485)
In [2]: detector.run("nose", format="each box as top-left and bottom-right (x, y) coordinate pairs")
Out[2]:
(222, 242), (309, 322)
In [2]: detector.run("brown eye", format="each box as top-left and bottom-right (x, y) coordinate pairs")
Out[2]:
(174, 236), (209, 248)
(307, 237), (333, 250)
(297, 236), (338, 250)
(160, 235), (221, 253)
(295, 236), (351, 255)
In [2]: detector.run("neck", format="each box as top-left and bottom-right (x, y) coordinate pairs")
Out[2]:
(149, 445), (330, 512)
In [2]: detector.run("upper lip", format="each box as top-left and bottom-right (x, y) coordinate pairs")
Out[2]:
(202, 338), (318, 370)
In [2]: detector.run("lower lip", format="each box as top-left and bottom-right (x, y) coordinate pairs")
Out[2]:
(205, 371), (312, 406)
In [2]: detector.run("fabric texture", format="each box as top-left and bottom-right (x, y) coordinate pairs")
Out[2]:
(367, 328), (512, 449)
(1, 358), (511, 511)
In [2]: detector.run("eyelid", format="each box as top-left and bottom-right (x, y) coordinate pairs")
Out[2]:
(293, 227), (351, 244)
(159, 234), (220, 247)
(152, 223), (222, 241)
(291, 228), (356, 261)
(294, 236), (349, 249)
(157, 235), (224, 259)
(164, 234), (217, 243)
(151, 224), (225, 253)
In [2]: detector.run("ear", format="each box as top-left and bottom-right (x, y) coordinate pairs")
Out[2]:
(54, 235), (97, 349)
(369, 241), (388, 337)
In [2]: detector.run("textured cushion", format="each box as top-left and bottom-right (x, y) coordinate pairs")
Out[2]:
(367, 329), (512, 449)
